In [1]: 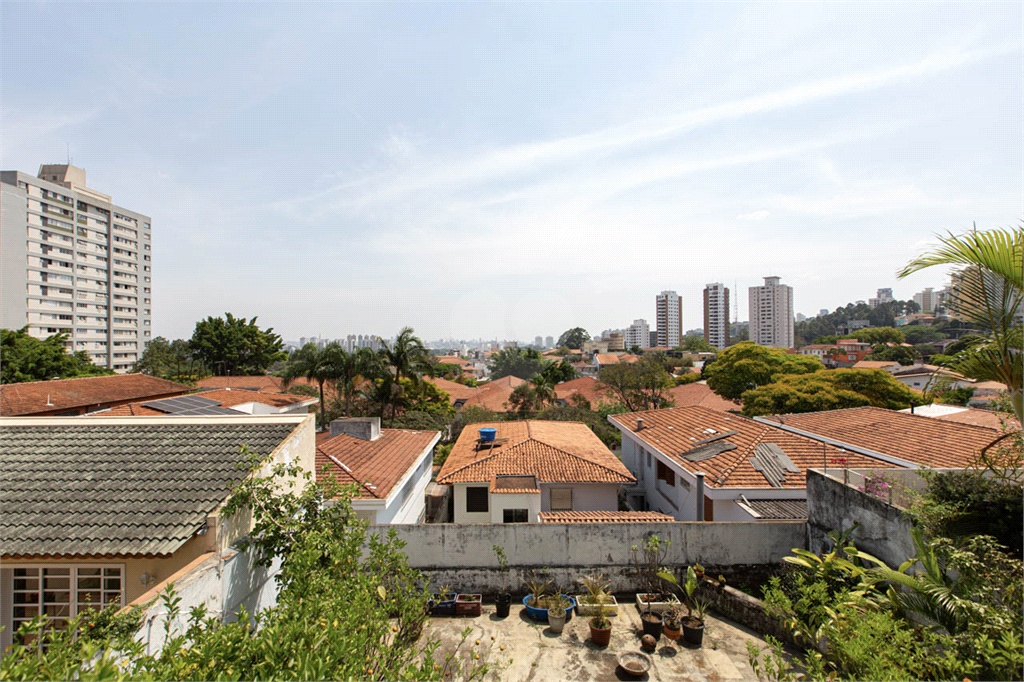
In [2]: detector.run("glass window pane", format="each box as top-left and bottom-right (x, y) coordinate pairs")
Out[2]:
(43, 576), (69, 590)
(44, 604), (69, 617)
(43, 591), (69, 603)
(77, 591), (101, 607)
(13, 606), (39, 619)
(13, 568), (39, 578)
(77, 577), (101, 590)
(13, 578), (39, 591)
(44, 568), (70, 576)
(103, 578), (120, 590)
(103, 568), (121, 578)
(77, 568), (101, 577)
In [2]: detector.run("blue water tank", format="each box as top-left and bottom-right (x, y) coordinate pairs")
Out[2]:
(478, 428), (497, 442)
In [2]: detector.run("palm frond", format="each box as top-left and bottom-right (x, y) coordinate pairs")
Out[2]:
(898, 227), (1023, 290)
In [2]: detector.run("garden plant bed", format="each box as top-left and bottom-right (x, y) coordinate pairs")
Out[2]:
(634, 592), (681, 614)
(575, 594), (619, 617)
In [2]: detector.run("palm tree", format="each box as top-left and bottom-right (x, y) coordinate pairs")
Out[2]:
(281, 343), (347, 429)
(336, 346), (380, 418)
(377, 327), (432, 425)
(898, 226), (1023, 423)
(530, 374), (556, 408)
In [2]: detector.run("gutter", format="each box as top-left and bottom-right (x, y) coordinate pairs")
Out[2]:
(752, 417), (921, 469)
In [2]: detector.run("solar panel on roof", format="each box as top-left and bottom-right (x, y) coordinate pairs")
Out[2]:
(683, 440), (737, 462)
(141, 395), (223, 414)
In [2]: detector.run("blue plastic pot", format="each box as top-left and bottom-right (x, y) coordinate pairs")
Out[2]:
(523, 594), (575, 623)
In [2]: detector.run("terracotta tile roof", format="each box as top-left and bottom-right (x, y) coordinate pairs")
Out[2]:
(96, 389), (314, 416)
(971, 381), (1008, 392)
(891, 364), (965, 379)
(594, 353), (622, 365)
(422, 376), (480, 404)
(437, 420), (634, 485)
(760, 406), (1000, 468)
(194, 375), (286, 392)
(931, 407), (1018, 431)
(538, 511), (675, 523)
(852, 360), (901, 370)
(461, 376), (526, 411)
(316, 429), (440, 499)
(489, 475), (540, 494)
(611, 406), (892, 489)
(555, 376), (615, 406)
(665, 383), (741, 412)
(434, 356), (474, 367)
(0, 374), (190, 416)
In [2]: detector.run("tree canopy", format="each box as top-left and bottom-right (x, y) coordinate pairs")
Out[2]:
(740, 368), (921, 416)
(188, 313), (285, 375)
(489, 347), (549, 380)
(597, 357), (675, 412)
(704, 341), (822, 401)
(844, 326), (905, 345)
(1, 328), (114, 384)
(864, 344), (919, 365)
(674, 336), (716, 352)
(133, 337), (206, 382)
(556, 327), (591, 350)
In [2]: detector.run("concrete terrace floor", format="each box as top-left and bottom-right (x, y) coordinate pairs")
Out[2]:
(427, 601), (767, 682)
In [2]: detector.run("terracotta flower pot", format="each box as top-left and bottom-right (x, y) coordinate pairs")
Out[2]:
(663, 623), (681, 641)
(590, 619), (612, 647)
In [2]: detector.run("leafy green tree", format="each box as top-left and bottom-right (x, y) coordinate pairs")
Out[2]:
(902, 326), (945, 345)
(674, 372), (702, 386)
(556, 327), (591, 350)
(489, 347), (549, 380)
(378, 327), (432, 425)
(134, 337), (207, 381)
(704, 341), (821, 401)
(281, 343), (349, 428)
(845, 327), (905, 345)
(1, 327), (114, 384)
(899, 227), (1023, 422)
(676, 336), (715, 352)
(864, 344), (919, 365)
(931, 386), (976, 407)
(541, 359), (576, 383)
(188, 313), (285, 376)
(598, 357), (675, 412)
(506, 382), (542, 417)
(336, 346), (381, 418)
(740, 369), (921, 416)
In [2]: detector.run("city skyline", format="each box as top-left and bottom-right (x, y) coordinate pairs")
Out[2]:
(1, 2), (1018, 342)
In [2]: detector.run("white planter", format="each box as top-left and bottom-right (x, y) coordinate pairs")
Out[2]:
(575, 595), (619, 617)
(634, 593), (681, 615)
(547, 609), (566, 634)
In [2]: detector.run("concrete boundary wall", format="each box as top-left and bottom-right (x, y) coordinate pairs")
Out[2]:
(372, 521), (806, 594)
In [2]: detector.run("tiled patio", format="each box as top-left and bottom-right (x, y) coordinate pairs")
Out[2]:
(427, 599), (768, 681)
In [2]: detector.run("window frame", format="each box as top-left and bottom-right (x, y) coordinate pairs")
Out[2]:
(465, 486), (489, 513)
(502, 509), (529, 523)
(656, 460), (676, 486)
(549, 488), (573, 511)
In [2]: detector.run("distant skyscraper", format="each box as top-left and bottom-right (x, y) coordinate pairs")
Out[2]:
(749, 277), (794, 348)
(649, 330), (658, 348)
(545, 335), (554, 348)
(819, 308), (829, 317)
(702, 283), (730, 350)
(914, 287), (937, 312)
(656, 290), (682, 348)
(534, 336), (543, 348)
(624, 319), (650, 349)
(796, 313), (806, 322)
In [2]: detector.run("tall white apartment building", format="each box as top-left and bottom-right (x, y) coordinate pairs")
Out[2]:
(749, 276), (794, 348)
(868, 287), (894, 307)
(655, 290), (682, 348)
(703, 283), (730, 350)
(914, 287), (938, 313)
(624, 319), (650, 349)
(1, 164), (151, 372)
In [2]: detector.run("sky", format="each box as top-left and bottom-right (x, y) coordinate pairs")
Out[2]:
(2, 1), (1021, 343)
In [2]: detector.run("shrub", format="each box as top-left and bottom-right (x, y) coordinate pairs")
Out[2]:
(915, 470), (1023, 556)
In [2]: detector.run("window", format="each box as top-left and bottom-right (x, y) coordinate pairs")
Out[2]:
(7, 565), (123, 645)
(656, 461), (675, 486)
(550, 488), (572, 511)
(465, 486), (488, 513)
(503, 509), (528, 523)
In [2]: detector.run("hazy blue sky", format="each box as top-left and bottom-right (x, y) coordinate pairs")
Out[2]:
(2, 2), (1020, 342)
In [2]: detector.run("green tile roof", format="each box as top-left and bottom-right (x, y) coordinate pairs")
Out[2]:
(1, 422), (297, 557)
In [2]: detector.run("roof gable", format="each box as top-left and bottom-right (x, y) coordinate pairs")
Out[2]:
(316, 429), (440, 499)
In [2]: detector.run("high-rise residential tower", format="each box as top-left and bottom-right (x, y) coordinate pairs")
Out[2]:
(655, 290), (682, 348)
(749, 276), (794, 348)
(624, 319), (650, 349)
(1, 164), (151, 372)
(702, 283), (730, 350)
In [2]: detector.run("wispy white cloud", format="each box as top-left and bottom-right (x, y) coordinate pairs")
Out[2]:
(737, 210), (770, 221)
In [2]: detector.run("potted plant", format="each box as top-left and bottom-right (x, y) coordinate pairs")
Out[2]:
(546, 594), (569, 634)
(576, 574), (619, 617)
(640, 608), (663, 640)
(429, 584), (457, 616)
(630, 536), (681, 614)
(682, 597), (709, 646)
(455, 593), (482, 617)
(493, 545), (512, 618)
(693, 563), (705, 580)
(657, 566), (708, 647)
(579, 574), (614, 646)
(522, 574), (576, 623)
(662, 607), (682, 641)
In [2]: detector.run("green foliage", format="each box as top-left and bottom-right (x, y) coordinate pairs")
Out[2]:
(863, 344), (918, 365)
(287, 384), (320, 398)
(432, 442), (453, 466)
(795, 300), (916, 347)
(930, 385), (975, 406)
(541, 359), (577, 383)
(912, 471), (1023, 556)
(488, 347), (549, 380)
(556, 327), (591, 350)
(674, 371), (701, 386)
(188, 313), (285, 376)
(1, 327), (114, 384)
(133, 336), (207, 381)
(534, 404), (623, 448)
(844, 326), (905, 345)
(675, 336), (715, 352)
(902, 326), (945, 344)
(378, 327), (433, 425)
(705, 341), (822, 401)
(449, 405), (501, 442)
(0, 453), (486, 682)
(598, 357), (675, 412)
(740, 369), (919, 416)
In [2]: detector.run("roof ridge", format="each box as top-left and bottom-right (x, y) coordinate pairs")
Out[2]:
(317, 447), (381, 499)
(518, 437), (633, 482)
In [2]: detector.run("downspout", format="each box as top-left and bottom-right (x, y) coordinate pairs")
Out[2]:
(695, 472), (705, 521)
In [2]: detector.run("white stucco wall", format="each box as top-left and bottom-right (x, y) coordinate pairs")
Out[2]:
(378, 446), (436, 525)
(489, 492), (542, 523)
(540, 483), (618, 512)
(453, 483), (492, 523)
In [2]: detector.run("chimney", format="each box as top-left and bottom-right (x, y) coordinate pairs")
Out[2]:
(695, 472), (706, 521)
(329, 417), (381, 441)
(636, 418), (644, 432)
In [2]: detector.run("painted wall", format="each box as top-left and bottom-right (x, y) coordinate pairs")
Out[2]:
(370, 520), (806, 593)
(377, 446), (436, 525)
(539, 483), (618, 512)
(489, 492), (542, 523)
